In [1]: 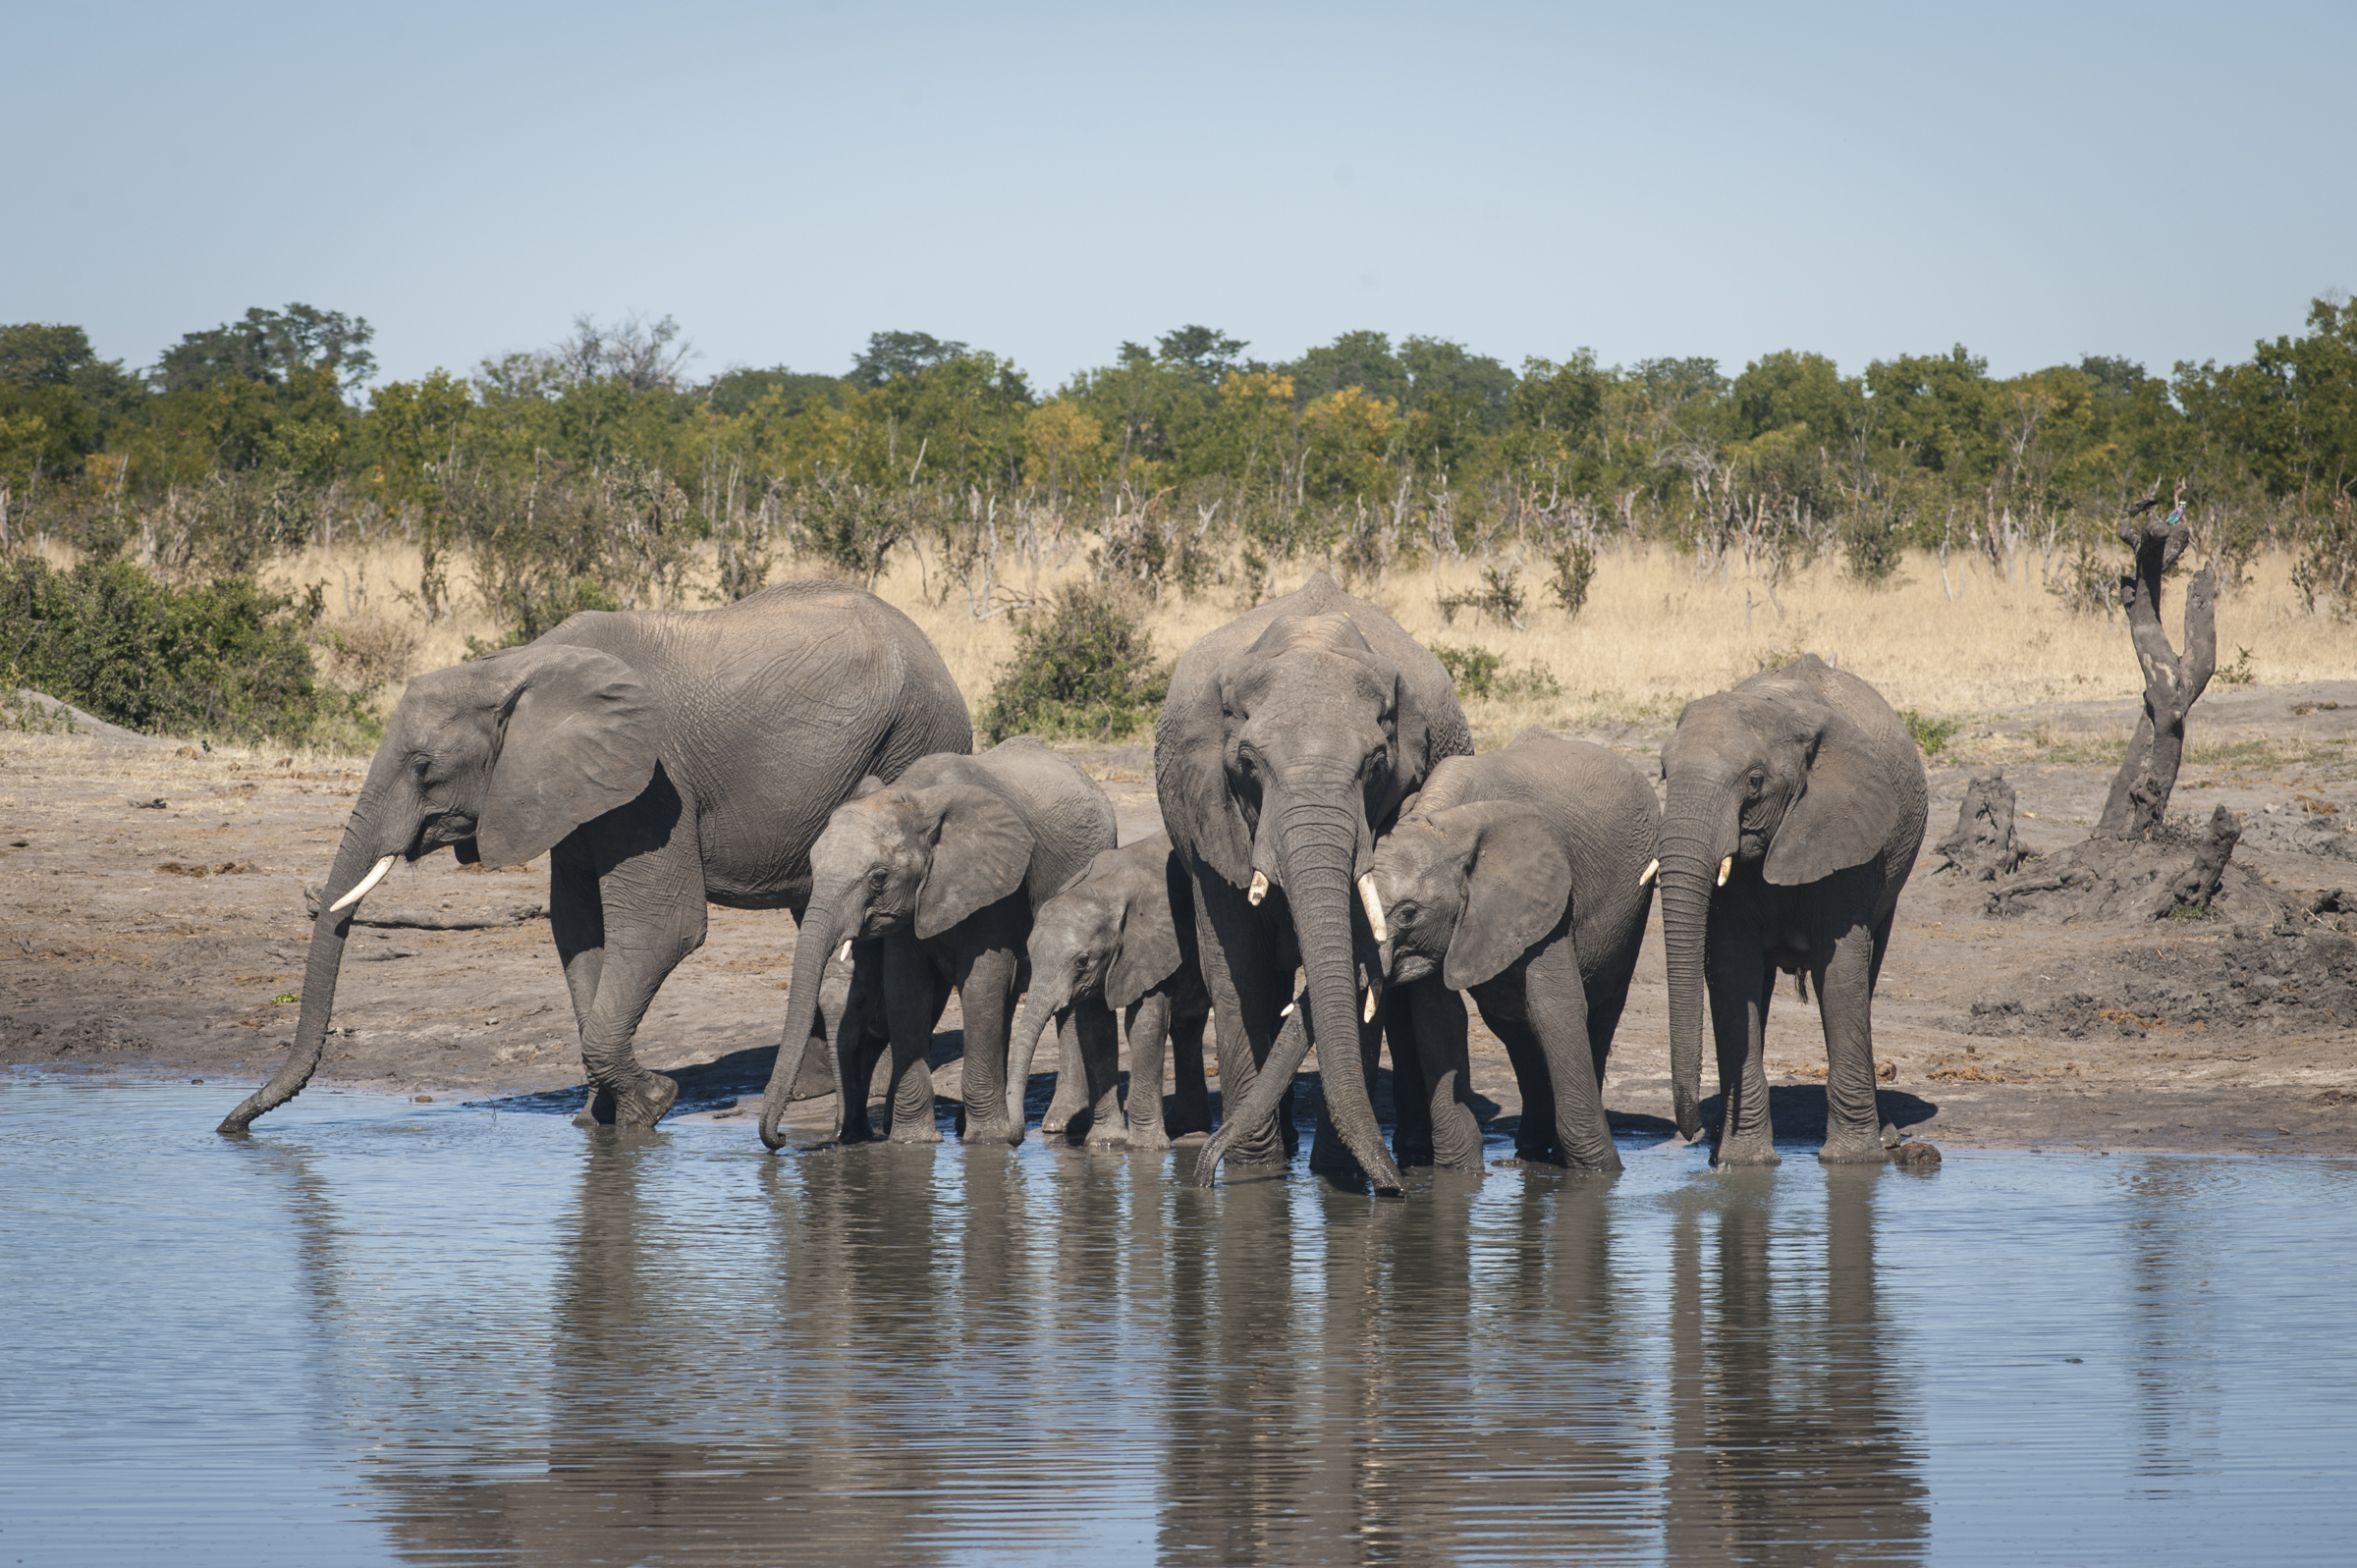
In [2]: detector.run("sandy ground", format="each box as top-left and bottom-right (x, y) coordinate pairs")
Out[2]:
(4, 681), (2353, 1161)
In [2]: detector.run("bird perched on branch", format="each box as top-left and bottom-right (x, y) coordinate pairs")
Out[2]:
(2127, 497), (2164, 516)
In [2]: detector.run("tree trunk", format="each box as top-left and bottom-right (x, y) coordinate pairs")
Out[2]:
(2097, 504), (2219, 838)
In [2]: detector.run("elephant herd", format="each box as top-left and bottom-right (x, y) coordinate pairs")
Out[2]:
(219, 571), (1929, 1190)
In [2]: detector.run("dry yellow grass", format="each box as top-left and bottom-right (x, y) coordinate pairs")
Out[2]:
(229, 538), (2351, 756)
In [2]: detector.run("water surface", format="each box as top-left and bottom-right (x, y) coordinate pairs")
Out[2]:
(4, 1076), (2352, 1565)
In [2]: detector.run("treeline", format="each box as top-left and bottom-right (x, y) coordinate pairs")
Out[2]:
(4, 298), (2356, 635)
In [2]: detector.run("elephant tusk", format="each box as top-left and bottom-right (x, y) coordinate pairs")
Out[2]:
(836, 939), (852, 964)
(1638, 857), (1660, 889)
(1718, 855), (1733, 887)
(1248, 870), (1269, 906)
(328, 854), (397, 913)
(1357, 874), (1389, 944)
(1363, 987), (1379, 1024)
(1280, 1000), (1295, 1018)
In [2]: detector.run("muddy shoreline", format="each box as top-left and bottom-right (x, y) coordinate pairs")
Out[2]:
(5, 682), (2352, 1159)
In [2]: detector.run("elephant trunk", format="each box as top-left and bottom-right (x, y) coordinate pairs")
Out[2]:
(1001, 971), (1074, 1143)
(760, 902), (845, 1149)
(216, 826), (391, 1134)
(1659, 782), (1739, 1141)
(1279, 790), (1404, 1194)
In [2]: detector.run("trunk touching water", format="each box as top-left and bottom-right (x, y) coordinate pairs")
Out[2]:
(1278, 790), (1404, 1194)
(1001, 973), (1073, 1140)
(1659, 783), (1737, 1142)
(216, 829), (388, 1135)
(759, 903), (844, 1149)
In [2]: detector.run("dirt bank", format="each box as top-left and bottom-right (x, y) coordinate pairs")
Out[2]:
(4, 683), (2352, 1159)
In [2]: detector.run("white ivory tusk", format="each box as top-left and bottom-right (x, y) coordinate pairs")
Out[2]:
(1280, 1000), (1296, 1018)
(328, 854), (397, 913)
(836, 939), (852, 964)
(1248, 870), (1269, 906)
(1363, 988), (1379, 1024)
(1718, 855), (1733, 887)
(1638, 858), (1660, 889)
(1357, 874), (1389, 944)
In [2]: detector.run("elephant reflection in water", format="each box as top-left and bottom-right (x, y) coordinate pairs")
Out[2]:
(1157, 1176), (1655, 1566)
(1663, 1166), (1930, 1565)
(338, 1136), (977, 1567)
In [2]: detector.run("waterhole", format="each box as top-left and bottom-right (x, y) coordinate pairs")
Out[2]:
(3, 1076), (2353, 1565)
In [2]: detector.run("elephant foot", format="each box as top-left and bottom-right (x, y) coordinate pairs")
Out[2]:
(960, 1116), (1014, 1147)
(1124, 1118), (1172, 1153)
(576, 1072), (678, 1129)
(1083, 1119), (1129, 1150)
(887, 1121), (942, 1145)
(1565, 1151), (1625, 1177)
(1818, 1132), (1891, 1165)
(1712, 1134), (1781, 1167)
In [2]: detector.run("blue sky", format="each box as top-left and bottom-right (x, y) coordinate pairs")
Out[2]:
(4, 1), (2349, 390)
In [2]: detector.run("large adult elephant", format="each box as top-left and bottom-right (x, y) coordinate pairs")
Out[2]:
(1657, 654), (1928, 1165)
(216, 581), (972, 1136)
(1155, 569), (1472, 1192)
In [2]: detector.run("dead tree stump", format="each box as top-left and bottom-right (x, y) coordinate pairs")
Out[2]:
(2097, 499), (2218, 838)
(2151, 804), (2242, 919)
(1932, 772), (2027, 880)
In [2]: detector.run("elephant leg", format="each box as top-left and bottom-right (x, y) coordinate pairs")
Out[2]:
(1478, 1000), (1558, 1163)
(550, 841), (606, 1042)
(1041, 1012), (1088, 1134)
(1386, 987), (1435, 1169)
(1708, 933), (1778, 1167)
(1123, 993), (1174, 1151)
(1401, 980), (1481, 1172)
(1192, 879), (1290, 1164)
(1814, 916), (1889, 1164)
(1168, 994), (1213, 1137)
(568, 827), (706, 1129)
(825, 952), (890, 1143)
(1523, 941), (1618, 1174)
(1071, 997), (1125, 1148)
(791, 945), (852, 1102)
(950, 938), (1020, 1145)
(880, 937), (942, 1144)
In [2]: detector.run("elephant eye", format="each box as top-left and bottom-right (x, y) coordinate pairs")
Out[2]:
(868, 869), (889, 891)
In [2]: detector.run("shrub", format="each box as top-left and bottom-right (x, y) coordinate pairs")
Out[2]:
(0, 557), (375, 747)
(1898, 707), (1960, 758)
(1547, 541), (1595, 619)
(979, 581), (1170, 743)
(1842, 514), (1902, 585)
(1432, 641), (1562, 703)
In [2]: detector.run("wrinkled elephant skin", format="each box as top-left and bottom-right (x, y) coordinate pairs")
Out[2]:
(219, 582), (971, 1136)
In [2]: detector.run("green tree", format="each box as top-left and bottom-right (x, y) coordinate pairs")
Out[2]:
(154, 303), (376, 393)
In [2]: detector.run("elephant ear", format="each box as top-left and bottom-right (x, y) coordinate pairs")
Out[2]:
(1764, 706), (1903, 887)
(910, 783), (1035, 939)
(1107, 872), (1183, 1008)
(475, 643), (661, 869)
(1437, 802), (1572, 990)
(1156, 664), (1255, 890)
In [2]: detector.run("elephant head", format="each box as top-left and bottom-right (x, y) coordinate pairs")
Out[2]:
(1001, 843), (1184, 1142)
(1657, 659), (1903, 1140)
(1162, 595), (1456, 1190)
(1369, 801), (1572, 991)
(217, 641), (661, 1134)
(758, 768), (1036, 1148)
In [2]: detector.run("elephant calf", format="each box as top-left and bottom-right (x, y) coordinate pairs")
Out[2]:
(1001, 832), (1212, 1151)
(758, 737), (1116, 1149)
(1191, 731), (1657, 1183)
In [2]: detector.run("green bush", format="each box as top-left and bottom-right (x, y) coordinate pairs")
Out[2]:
(1897, 707), (1960, 758)
(979, 581), (1170, 742)
(1432, 641), (1562, 702)
(0, 557), (376, 748)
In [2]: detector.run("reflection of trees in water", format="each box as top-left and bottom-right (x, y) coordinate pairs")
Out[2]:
(1665, 1166), (1928, 1566)
(2120, 1162), (2222, 1482)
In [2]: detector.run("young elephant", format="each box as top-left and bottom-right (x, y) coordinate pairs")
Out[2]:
(1658, 654), (1929, 1165)
(757, 737), (1116, 1149)
(1001, 832), (1213, 1151)
(1190, 731), (1657, 1183)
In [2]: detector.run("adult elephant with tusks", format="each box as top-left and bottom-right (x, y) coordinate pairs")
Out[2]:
(1156, 570), (1472, 1193)
(215, 582), (971, 1137)
(1658, 654), (1928, 1165)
